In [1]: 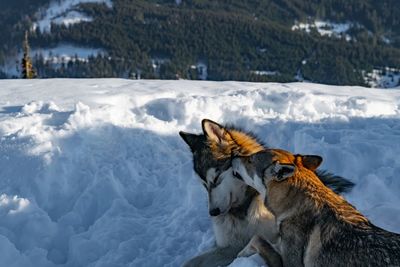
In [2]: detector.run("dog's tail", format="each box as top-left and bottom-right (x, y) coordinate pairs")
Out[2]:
(316, 170), (355, 194)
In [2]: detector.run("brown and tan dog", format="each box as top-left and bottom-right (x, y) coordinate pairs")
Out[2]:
(232, 148), (400, 267)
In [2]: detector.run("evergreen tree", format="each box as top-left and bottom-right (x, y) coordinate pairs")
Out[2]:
(21, 31), (36, 79)
(2, 0), (400, 85)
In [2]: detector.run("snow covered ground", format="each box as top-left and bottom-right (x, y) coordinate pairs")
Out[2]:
(0, 79), (399, 267)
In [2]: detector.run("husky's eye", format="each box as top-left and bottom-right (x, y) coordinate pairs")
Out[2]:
(213, 172), (221, 184)
(233, 171), (244, 181)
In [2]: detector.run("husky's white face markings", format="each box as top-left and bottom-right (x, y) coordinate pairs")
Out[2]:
(232, 158), (267, 199)
(204, 167), (248, 216)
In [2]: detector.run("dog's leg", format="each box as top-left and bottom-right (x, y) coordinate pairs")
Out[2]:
(254, 236), (283, 267)
(238, 235), (283, 267)
(182, 246), (241, 267)
(237, 236), (259, 258)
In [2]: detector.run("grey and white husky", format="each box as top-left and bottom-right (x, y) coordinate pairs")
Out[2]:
(179, 119), (355, 267)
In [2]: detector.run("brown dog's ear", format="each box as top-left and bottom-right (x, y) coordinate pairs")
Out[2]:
(301, 155), (323, 171)
(179, 131), (201, 151)
(202, 119), (231, 145)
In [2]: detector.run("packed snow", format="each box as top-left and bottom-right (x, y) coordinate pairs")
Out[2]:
(0, 79), (399, 267)
(33, 0), (112, 32)
(292, 20), (353, 41)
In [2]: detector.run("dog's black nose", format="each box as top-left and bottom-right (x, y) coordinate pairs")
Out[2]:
(209, 208), (221, 216)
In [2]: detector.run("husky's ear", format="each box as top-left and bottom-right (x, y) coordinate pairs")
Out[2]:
(301, 155), (323, 171)
(179, 131), (201, 151)
(265, 162), (296, 182)
(202, 119), (232, 145)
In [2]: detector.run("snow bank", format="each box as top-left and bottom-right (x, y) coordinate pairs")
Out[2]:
(0, 79), (399, 266)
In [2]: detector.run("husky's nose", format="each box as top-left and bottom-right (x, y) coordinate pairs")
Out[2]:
(209, 208), (221, 216)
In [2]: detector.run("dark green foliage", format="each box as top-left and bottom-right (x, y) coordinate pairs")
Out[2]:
(1, 0), (400, 86)
(0, 0), (52, 53)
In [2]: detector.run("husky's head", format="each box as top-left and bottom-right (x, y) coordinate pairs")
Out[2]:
(179, 119), (261, 217)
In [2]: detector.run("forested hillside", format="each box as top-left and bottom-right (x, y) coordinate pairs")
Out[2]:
(1, 0), (400, 86)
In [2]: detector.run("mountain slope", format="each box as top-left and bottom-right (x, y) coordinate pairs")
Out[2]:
(1, 0), (400, 87)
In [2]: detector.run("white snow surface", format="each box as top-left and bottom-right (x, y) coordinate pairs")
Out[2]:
(0, 79), (399, 267)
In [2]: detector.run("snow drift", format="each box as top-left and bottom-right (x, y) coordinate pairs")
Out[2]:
(0, 79), (399, 266)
